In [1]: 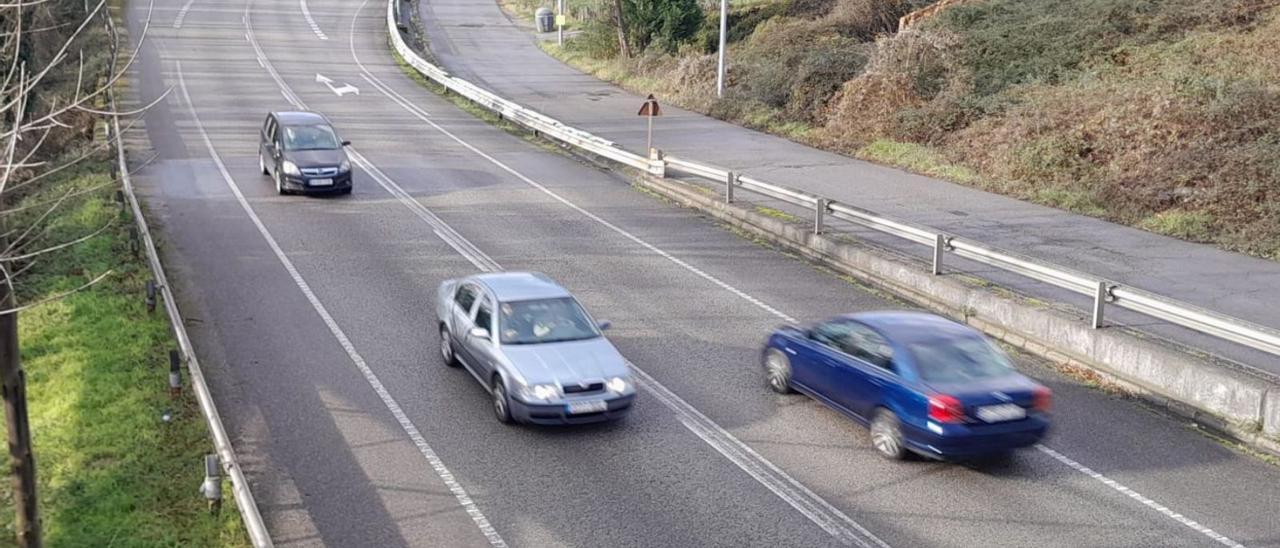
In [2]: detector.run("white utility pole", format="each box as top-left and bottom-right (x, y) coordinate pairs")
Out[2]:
(716, 0), (727, 97)
(557, 0), (564, 46)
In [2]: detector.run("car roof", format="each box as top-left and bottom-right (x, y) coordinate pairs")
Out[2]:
(473, 272), (571, 302)
(272, 111), (329, 125)
(842, 311), (981, 345)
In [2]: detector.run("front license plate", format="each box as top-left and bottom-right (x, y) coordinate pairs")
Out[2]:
(310, 178), (334, 186)
(566, 400), (607, 414)
(976, 403), (1026, 423)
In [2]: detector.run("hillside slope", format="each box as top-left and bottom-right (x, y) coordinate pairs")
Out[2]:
(542, 0), (1280, 259)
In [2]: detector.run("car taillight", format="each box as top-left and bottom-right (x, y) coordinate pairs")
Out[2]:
(1033, 386), (1052, 412)
(928, 394), (964, 423)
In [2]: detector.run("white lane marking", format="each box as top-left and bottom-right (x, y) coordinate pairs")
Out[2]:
(300, 0), (328, 39)
(172, 0), (197, 28)
(177, 67), (509, 548)
(315, 73), (360, 96)
(1035, 445), (1245, 548)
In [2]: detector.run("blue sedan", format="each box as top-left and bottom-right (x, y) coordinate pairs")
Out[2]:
(762, 311), (1050, 460)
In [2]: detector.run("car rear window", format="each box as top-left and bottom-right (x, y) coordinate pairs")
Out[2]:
(909, 338), (1016, 383)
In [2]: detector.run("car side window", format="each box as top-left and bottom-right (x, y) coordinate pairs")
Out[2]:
(810, 321), (853, 352)
(847, 324), (894, 372)
(473, 299), (494, 336)
(454, 284), (477, 313)
(264, 117), (276, 143)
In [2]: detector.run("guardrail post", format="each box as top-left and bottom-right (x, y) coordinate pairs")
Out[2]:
(1092, 281), (1109, 328)
(725, 171), (736, 203)
(932, 234), (946, 275)
(814, 199), (828, 235)
(145, 279), (157, 313)
(201, 454), (222, 514)
(648, 148), (666, 178)
(169, 349), (182, 399)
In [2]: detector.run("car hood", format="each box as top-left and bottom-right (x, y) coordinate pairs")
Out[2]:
(500, 337), (629, 385)
(284, 148), (345, 168)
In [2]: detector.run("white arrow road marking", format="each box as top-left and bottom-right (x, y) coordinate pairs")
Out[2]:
(315, 73), (359, 97)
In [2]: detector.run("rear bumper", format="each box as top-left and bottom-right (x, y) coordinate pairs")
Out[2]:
(282, 172), (352, 193)
(510, 393), (635, 425)
(904, 416), (1049, 458)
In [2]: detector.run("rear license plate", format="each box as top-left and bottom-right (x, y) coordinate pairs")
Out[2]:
(310, 178), (333, 186)
(976, 403), (1026, 423)
(566, 400), (607, 414)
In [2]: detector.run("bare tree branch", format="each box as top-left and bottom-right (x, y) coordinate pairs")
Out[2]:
(0, 270), (114, 316)
(1, 218), (115, 262)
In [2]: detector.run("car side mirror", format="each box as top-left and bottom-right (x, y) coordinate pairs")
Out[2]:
(341, 140), (351, 147)
(468, 327), (491, 340)
(597, 320), (612, 331)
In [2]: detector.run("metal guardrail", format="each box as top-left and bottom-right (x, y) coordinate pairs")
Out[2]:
(389, 2), (1280, 360)
(108, 96), (273, 547)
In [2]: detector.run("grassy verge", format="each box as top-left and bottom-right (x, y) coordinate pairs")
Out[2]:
(0, 153), (249, 545)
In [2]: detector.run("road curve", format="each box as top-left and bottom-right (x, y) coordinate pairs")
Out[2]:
(120, 0), (1280, 546)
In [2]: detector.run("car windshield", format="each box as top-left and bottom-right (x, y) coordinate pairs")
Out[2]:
(499, 297), (598, 345)
(909, 337), (1016, 383)
(281, 124), (340, 150)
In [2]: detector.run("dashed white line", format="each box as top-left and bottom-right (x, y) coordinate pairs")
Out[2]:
(1035, 445), (1245, 548)
(172, 0), (197, 28)
(299, 0), (328, 39)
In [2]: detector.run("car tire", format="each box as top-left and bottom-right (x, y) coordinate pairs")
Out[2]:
(871, 409), (907, 461)
(339, 185), (352, 195)
(439, 325), (460, 368)
(763, 349), (794, 394)
(492, 377), (513, 424)
(274, 170), (287, 196)
(259, 152), (269, 175)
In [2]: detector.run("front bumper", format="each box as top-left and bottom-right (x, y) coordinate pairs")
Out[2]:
(904, 415), (1049, 459)
(510, 393), (636, 425)
(281, 171), (353, 193)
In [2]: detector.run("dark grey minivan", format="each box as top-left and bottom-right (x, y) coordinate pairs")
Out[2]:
(258, 111), (353, 195)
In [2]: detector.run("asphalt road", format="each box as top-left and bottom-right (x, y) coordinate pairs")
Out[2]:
(414, 0), (1280, 375)
(121, 0), (1280, 546)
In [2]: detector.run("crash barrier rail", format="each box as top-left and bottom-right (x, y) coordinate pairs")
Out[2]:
(389, 0), (1280, 361)
(108, 95), (273, 547)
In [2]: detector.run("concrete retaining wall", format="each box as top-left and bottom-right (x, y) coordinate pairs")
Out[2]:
(636, 172), (1280, 455)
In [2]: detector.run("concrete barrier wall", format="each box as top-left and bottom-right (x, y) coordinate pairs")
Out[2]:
(634, 172), (1280, 455)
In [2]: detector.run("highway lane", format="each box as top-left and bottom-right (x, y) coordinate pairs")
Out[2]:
(123, 0), (1280, 545)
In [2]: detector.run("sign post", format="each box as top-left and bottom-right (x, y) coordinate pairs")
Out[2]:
(637, 94), (661, 154)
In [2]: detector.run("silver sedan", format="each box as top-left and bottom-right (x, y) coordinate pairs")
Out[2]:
(436, 272), (636, 424)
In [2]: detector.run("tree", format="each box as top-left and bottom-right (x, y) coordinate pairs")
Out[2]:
(0, 1), (157, 545)
(623, 0), (703, 53)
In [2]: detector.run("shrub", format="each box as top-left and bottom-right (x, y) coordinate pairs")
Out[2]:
(625, 0), (706, 53)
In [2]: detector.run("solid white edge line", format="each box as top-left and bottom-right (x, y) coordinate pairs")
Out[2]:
(175, 60), (507, 548)
(1035, 445), (1245, 548)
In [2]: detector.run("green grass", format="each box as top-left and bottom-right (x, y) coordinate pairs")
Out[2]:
(1139, 209), (1216, 241)
(856, 139), (981, 184)
(0, 161), (249, 546)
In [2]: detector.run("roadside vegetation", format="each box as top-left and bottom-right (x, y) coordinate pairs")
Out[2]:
(526, 0), (1280, 260)
(0, 0), (249, 544)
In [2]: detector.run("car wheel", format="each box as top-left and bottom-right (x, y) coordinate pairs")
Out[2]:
(763, 349), (794, 394)
(339, 185), (352, 195)
(439, 325), (459, 368)
(870, 409), (907, 461)
(274, 170), (287, 195)
(492, 378), (513, 424)
(259, 152), (268, 175)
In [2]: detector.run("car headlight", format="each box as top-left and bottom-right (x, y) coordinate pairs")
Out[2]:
(339, 159), (351, 172)
(520, 383), (559, 402)
(282, 160), (301, 176)
(606, 376), (630, 394)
